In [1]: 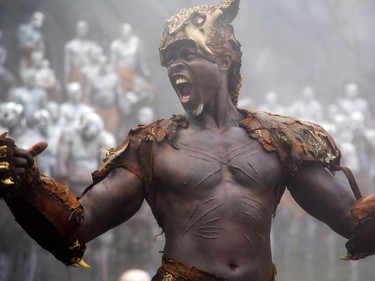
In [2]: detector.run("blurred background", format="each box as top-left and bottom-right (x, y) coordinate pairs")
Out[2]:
(0, 0), (374, 280)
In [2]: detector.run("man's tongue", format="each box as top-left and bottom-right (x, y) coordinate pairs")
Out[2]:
(180, 84), (191, 103)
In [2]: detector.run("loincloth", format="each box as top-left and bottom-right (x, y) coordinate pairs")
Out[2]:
(152, 258), (228, 281)
(115, 67), (138, 91)
(152, 258), (277, 281)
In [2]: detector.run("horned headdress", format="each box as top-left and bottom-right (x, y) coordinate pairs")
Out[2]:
(159, 0), (242, 105)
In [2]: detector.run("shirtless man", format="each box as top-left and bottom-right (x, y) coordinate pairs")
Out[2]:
(55, 111), (115, 194)
(110, 22), (150, 91)
(17, 11), (45, 78)
(86, 55), (122, 137)
(0, 1), (374, 281)
(288, 85), (323, 123)
(64, 21), (101, 84)
(58, 82), (93, 129)
(8, 70), (47, 127)
(0, 34), (16, 100)
(55, 112), (116, 281)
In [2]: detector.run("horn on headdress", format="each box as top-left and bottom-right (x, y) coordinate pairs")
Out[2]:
(159, 0), (241, 66)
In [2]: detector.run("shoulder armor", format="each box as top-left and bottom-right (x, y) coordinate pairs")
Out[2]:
(87, 115), (189, 188)
(238, 108), (341, 174)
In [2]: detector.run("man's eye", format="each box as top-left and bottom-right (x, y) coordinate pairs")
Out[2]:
(166, 56), (175, 66)
(182, 51), (195, 60)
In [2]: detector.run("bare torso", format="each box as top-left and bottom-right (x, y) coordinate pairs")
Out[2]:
(151, 124), (285, 281)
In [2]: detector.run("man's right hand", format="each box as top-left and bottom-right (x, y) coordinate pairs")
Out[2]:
(0, 131), (89, 267)
(0, 130), (47, 190)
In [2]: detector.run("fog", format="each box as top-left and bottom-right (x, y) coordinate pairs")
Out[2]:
(0, 0), (375, 280)
(1, 0), (374, 115)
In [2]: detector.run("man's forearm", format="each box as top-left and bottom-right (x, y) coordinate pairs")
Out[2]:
(1, 163), (88, 267)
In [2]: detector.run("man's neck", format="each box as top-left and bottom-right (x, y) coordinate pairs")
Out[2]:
(187, 98), (242, 130)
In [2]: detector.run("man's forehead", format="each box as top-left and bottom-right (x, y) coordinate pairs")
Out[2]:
(165, 40), (196, 55)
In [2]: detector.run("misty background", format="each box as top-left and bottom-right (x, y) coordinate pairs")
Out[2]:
(0, 0), (375, 281)
(1, 0), (374, 116)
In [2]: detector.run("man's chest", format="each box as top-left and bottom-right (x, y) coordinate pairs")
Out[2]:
(92, 76), (117, 92)
(152, 127), (284, 190)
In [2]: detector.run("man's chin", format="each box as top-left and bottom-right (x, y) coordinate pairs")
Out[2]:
(184, 103), (204, 118)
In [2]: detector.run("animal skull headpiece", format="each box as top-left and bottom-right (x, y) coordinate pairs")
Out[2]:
(159, 0), (241, 67)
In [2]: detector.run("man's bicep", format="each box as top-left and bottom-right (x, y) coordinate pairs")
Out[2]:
(287, 163), (356, 238)
(79, 167), (145, 242)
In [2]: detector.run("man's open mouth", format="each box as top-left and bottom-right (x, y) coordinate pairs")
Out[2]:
(174, 76), (191, 103)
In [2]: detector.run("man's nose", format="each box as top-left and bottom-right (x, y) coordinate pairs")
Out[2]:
(169, 61), (185, 73)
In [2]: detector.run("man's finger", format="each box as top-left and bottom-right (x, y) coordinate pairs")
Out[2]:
(28, 141), (48, 157)
(0, 131), (8, 141)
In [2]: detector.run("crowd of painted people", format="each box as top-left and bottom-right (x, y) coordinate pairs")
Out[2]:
(241, 83), (375, 193)
(238, 83), (375, 281)
(0, 11), (156, 281)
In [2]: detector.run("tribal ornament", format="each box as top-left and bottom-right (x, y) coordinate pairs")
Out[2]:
(159, 0), (243, 106)
(159, 0), (241, 66)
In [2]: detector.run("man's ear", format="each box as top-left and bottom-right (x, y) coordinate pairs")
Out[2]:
(217, 53), (233, 71)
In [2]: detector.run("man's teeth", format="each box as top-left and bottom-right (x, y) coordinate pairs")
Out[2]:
(175, 78), (188, 85)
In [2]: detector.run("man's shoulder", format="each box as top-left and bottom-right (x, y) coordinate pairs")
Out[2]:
(64, 39), (83, 50)
(18, 23), (31, 34)
(110, 39), (122, 49)
(101, 115), (188, 166)
(127, 114), (188, 148)
(238, 108), (341, 173)
(238, 108), (324, 132)
(9, 86), (27, 98)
